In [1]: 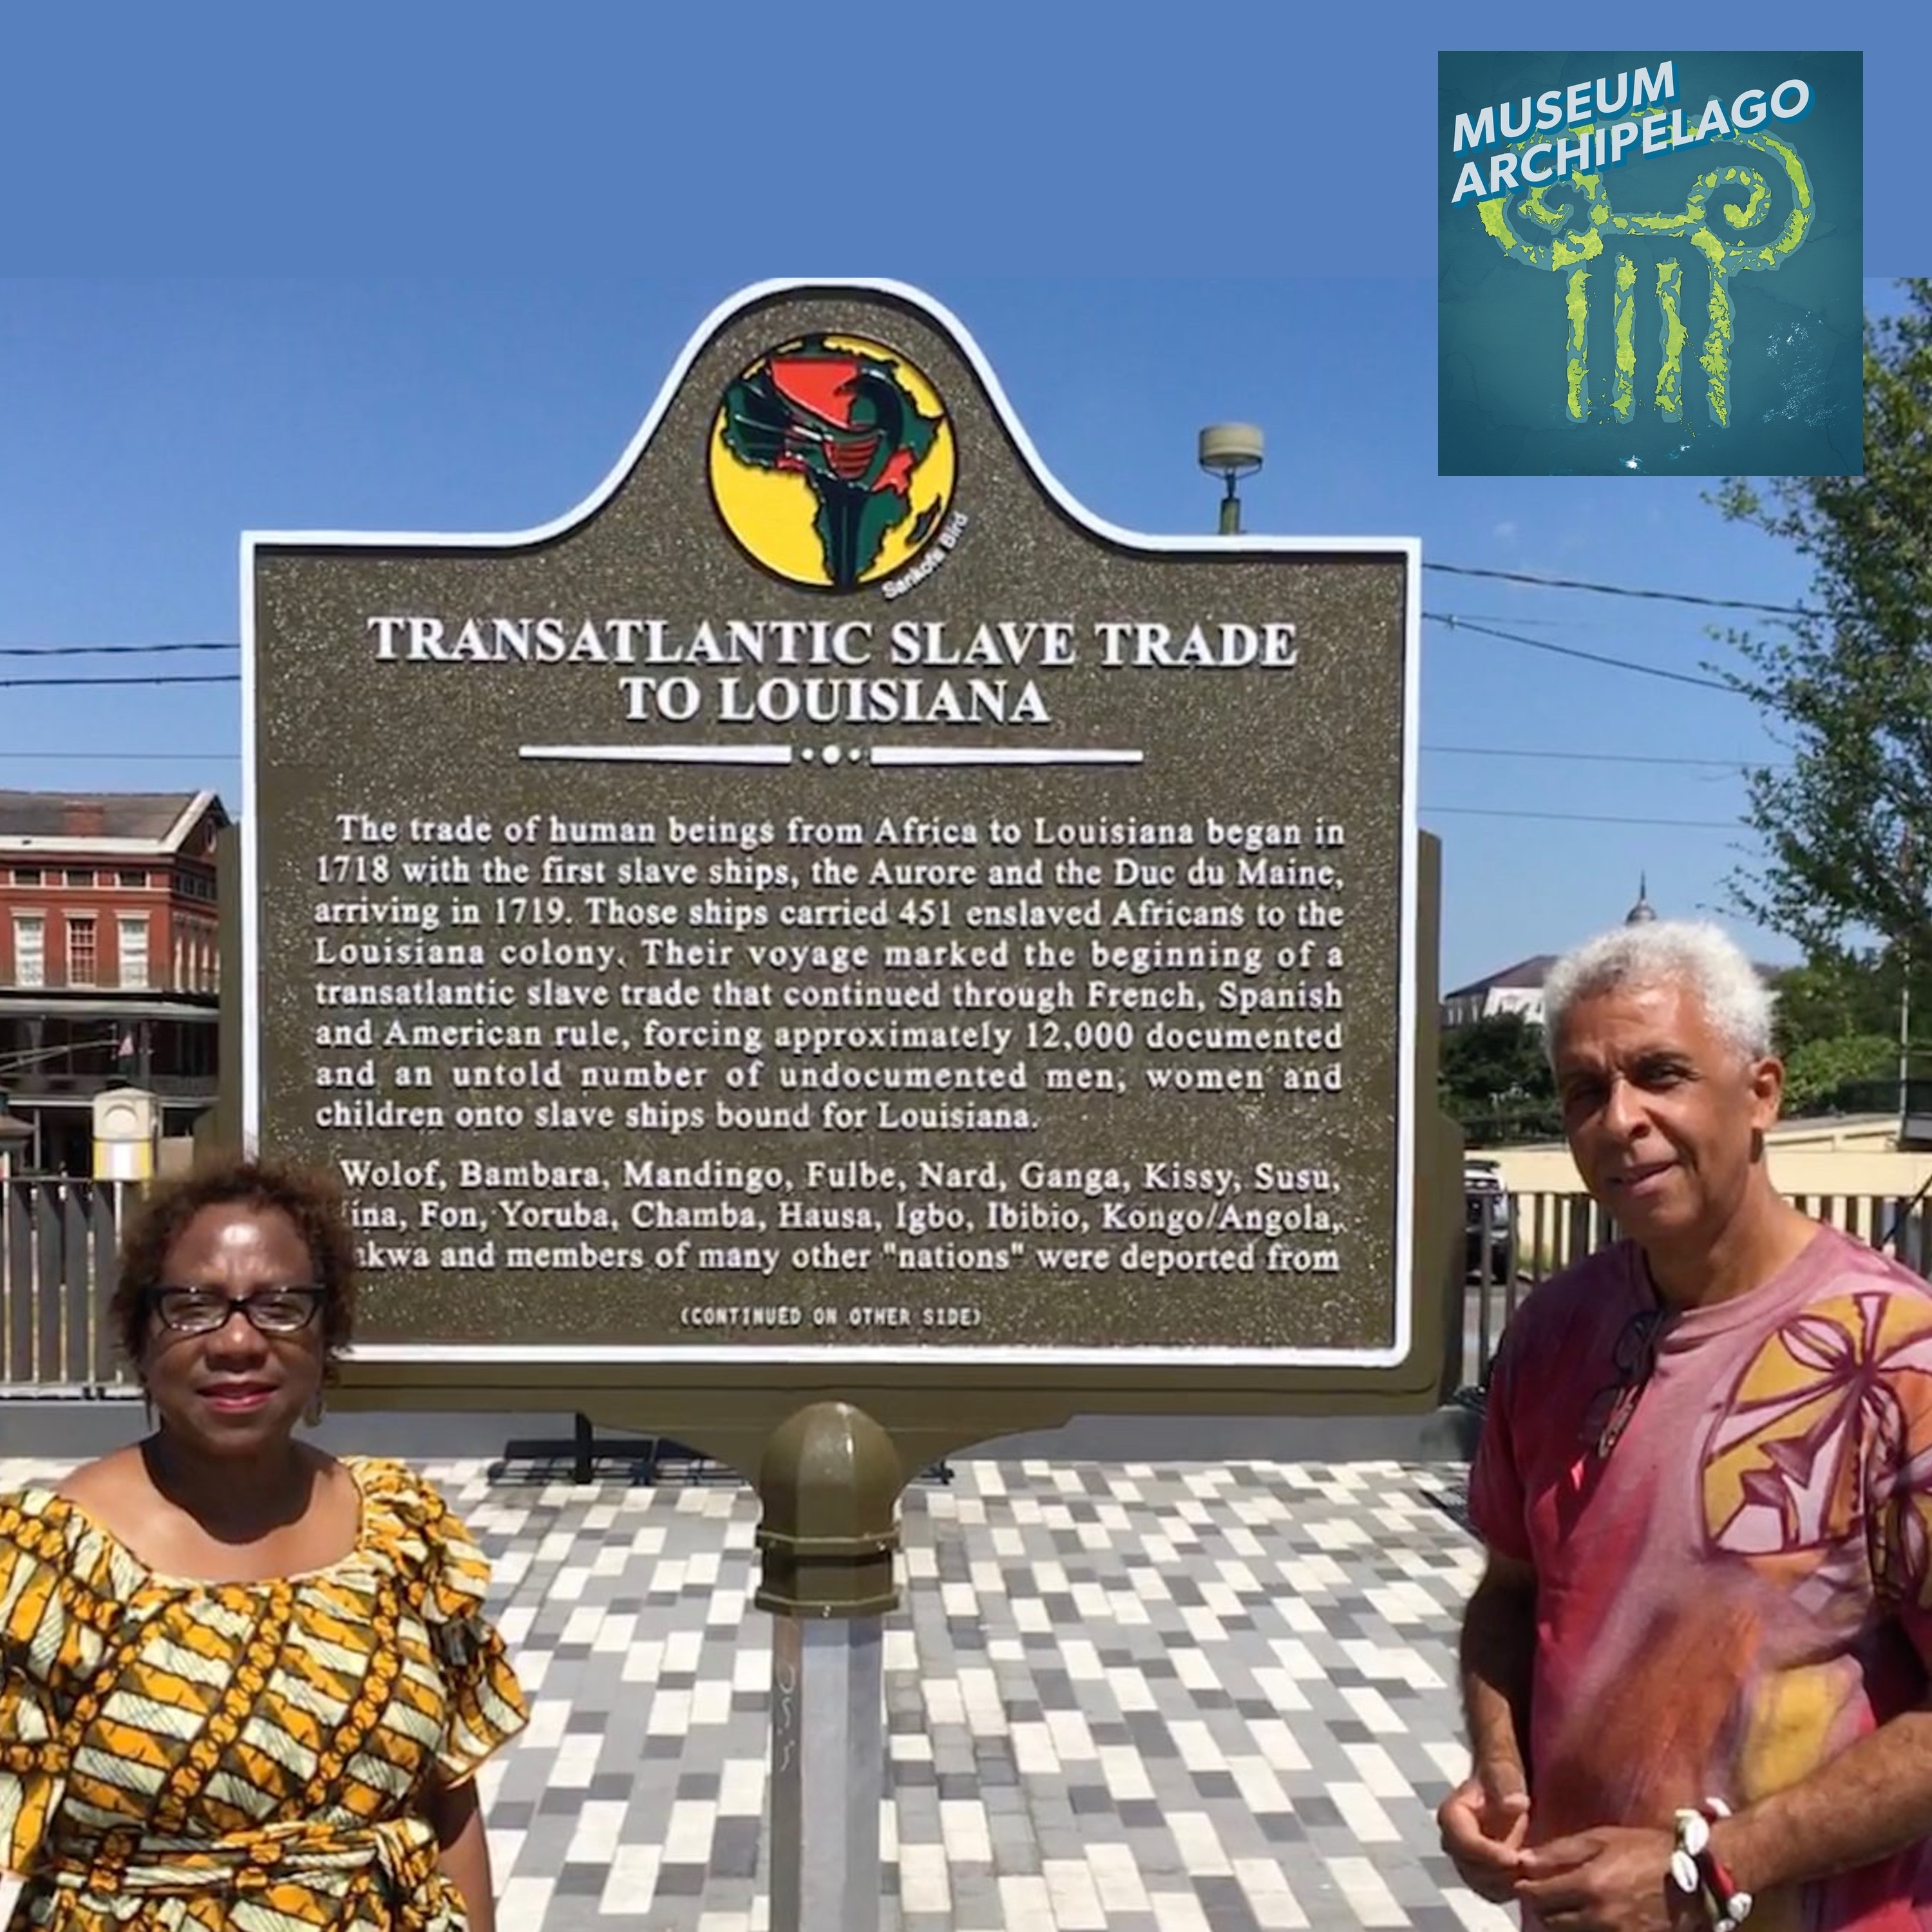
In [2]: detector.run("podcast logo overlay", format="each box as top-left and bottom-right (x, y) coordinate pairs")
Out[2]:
(1439, 51), (1862, 477)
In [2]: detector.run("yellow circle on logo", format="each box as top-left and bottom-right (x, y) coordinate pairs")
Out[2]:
(709, 334), (956, 591)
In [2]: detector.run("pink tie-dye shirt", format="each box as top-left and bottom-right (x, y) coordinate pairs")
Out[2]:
(1471, 1226), (1932, 1932)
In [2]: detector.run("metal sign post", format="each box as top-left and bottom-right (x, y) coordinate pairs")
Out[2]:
(755, 1403), (900, 1932)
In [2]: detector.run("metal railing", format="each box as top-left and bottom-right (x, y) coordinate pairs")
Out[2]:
(7, 1177), (1931, 1403)
(1, 1178), (134, 1394)
(1459, 1189), (1932, 1393)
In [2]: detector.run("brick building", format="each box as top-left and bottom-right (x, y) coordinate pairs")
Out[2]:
(0, 791), (227, 1173)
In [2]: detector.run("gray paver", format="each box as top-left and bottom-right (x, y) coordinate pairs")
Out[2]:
(0, 1455), (1513, 1931)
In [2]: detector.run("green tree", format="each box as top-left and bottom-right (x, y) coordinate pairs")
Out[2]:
(1710, 280), (1932, 956)
(1765, 943), (1932, 1115)
(1781, 1033), (1897, 1114)
(1770, 947), (1918, 1050)
(1440, 1012), (1555, 1141)
(1766, 943), (1932, 1113)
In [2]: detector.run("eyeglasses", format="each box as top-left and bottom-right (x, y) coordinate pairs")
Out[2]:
(1593, 1306), (1667, 1459)
(149, 1287), (325, 1336)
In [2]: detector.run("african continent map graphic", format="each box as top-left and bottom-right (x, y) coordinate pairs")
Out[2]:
(709, 334), (956, 590)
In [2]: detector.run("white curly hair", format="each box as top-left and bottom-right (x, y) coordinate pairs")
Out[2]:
(1541, 920), (1776, 1064)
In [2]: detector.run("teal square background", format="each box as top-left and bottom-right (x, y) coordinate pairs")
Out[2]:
(1438, 50), (1863, 477)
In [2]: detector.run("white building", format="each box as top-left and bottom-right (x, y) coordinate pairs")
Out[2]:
(1442, 878), (1657, 1033)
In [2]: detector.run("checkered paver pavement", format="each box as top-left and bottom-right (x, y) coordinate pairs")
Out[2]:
(0, 1455), (1508, 1931)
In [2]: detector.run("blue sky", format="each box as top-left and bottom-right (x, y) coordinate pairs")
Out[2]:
(0, 3), (1916, 994)
(3, 274), (1899, 993)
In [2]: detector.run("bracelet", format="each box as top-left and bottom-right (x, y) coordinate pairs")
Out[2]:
(1669, 1801), (1753, 1931)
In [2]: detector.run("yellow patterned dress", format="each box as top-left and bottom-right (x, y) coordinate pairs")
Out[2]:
(0, 1457), (529, 1929)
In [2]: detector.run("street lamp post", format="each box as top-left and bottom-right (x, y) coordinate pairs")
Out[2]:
(1902, 826), (1917, 1145)
(1198, 423), (1265, 535)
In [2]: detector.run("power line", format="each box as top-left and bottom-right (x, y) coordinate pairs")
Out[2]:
(0, 641), (234, 659)
(0, 741), (1782, 772)
(0, 623), (1740, 696)
(1423, 743), (1781, 770)
(1426, 612), (1734, 692)
(0, 674), (238, 690)
(1414, 611), (1577, 627)
(0, 746), (1766, 774)
(1423, 560), (1815, 619)
(0, 558), (1826, 663)
(0, 1037), (118, 1078)
(1425, 805), (1746, 829)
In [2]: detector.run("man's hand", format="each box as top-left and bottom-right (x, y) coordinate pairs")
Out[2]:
(1514, 1825), (1699, 1932)
(1437, 1757), (1532, 1901)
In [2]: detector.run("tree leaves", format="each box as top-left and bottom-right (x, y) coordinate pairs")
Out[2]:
(1710, 281), (1932, 957)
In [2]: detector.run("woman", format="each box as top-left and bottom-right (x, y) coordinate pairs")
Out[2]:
(0, 1155), (528, 1930)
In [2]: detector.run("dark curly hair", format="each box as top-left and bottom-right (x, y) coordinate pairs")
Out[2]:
(111, 1153), (359, 1374)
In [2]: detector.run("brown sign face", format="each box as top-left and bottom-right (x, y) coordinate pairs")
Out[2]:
(245, 281), (1419, 1369)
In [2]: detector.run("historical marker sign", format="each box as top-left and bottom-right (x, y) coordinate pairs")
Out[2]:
(244, 279), (1421, 1372)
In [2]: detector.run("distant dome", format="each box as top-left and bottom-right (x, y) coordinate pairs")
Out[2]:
(1625, 873), (1656, 924)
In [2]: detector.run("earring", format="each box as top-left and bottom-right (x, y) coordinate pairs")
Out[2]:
(305, 1388), (327, 1427)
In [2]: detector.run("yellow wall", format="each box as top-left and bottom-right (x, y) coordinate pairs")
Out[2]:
(1474, 1117), (1932, 1200)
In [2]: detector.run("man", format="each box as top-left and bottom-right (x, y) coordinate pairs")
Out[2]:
(1439, 919), (1932, 1932)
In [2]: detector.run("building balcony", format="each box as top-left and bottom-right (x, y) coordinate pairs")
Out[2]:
(0, 985), (218, 1014)
(4, 1070), (215, 1104)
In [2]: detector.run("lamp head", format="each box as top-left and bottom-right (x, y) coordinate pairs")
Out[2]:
(1198, 422), (1265, 482)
